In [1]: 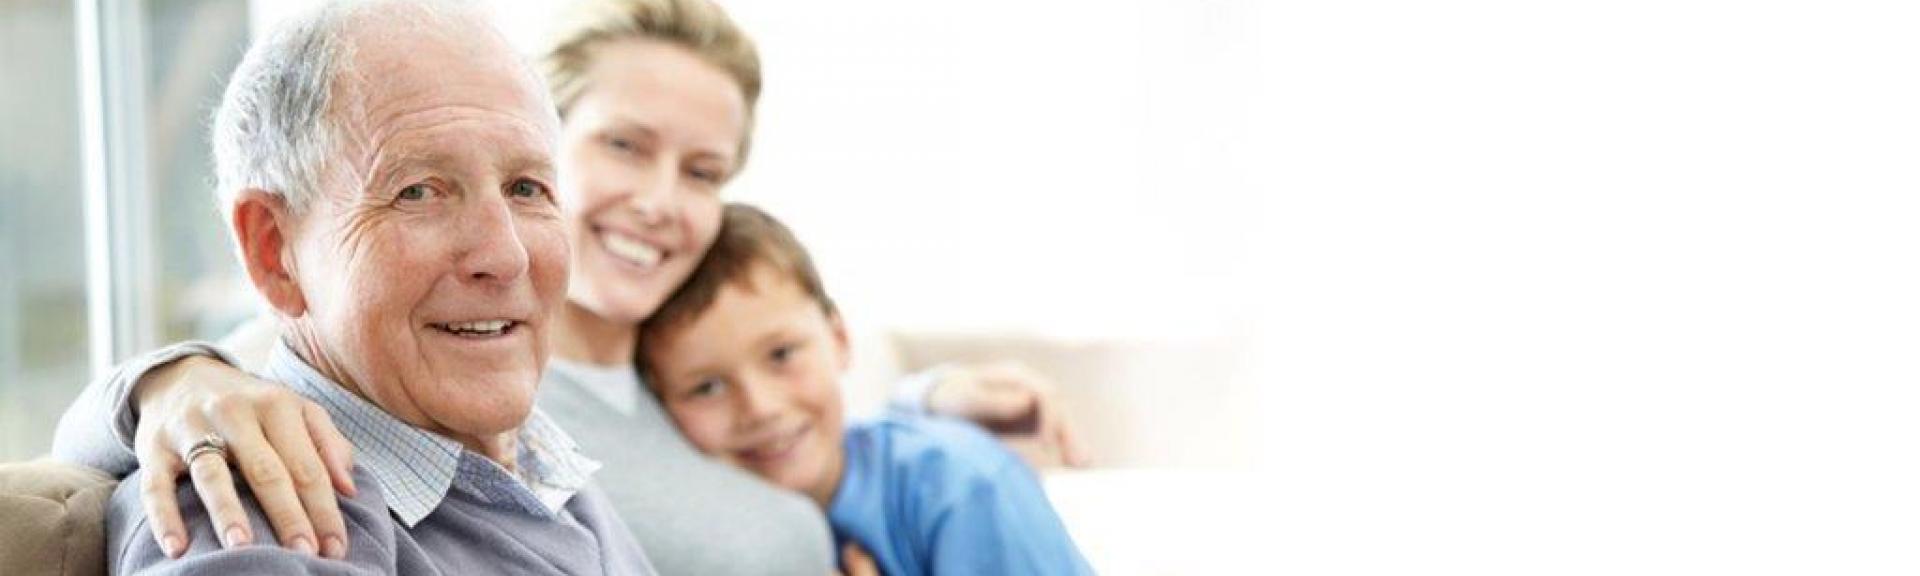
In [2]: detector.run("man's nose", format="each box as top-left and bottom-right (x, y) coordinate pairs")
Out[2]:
(457, 194), (531, 284)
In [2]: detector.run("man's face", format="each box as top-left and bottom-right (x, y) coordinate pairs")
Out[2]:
(645, 267), (850, 504)
(284, 22), (566, 441)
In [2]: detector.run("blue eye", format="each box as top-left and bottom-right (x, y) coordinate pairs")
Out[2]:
(397, 184), (430, 202)
(509, 178), (548, 199)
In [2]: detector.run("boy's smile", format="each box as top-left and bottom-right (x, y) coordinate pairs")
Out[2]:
(643, 265), (851, 507)
(736, 419), (813, 466)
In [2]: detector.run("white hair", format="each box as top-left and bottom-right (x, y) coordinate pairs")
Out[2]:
(210, 0), (518, 216)
(211, 3), (344, 216)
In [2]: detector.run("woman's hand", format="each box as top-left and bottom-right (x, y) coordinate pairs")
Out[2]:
(926, 361), (1091, 469)
(833, 542), (879, 576)
(131, 355), (356, 559)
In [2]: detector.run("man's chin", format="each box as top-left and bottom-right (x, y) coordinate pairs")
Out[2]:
(436, 409), (532, 453)
(427, 377), (539, 434)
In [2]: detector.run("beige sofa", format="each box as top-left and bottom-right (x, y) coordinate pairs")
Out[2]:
(0, 459), (115, 576)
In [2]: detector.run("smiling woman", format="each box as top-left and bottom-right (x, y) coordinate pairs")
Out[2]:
(549, 34), (750, 359)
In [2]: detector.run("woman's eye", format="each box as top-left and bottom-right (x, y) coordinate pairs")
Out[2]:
(397, 184), (430, 202)
(606, 136), (635, 152)
(509, 178), (549, 199)
(688, 166), (725, 184)
(769, 345), (794, 364)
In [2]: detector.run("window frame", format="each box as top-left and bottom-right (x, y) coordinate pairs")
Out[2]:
(75, 0), (163, 377)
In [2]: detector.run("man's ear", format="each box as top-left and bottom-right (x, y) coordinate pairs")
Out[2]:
(828, 310), (853, 373)
(231, 189), (308, 317)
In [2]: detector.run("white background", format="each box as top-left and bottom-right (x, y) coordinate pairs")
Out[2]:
(1254, 1), (1920, 573)
(249, 0), (1920, 572)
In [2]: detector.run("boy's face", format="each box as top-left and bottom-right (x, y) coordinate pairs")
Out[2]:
(644, 266), (850, 505)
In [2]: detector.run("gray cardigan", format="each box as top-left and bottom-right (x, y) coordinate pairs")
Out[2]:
(107, 466), (652, 575)
(535, 360), (833, 575)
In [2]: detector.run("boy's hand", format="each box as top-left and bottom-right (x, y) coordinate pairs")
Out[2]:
(132, 355), (356, 559)
(927, 361), (1091, 469)
(833, 542), (879, 576)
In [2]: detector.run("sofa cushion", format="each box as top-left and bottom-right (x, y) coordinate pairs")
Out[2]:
(0, 459), (116, 576)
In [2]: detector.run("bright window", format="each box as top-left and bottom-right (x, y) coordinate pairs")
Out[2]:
(0, 0), (250, 461)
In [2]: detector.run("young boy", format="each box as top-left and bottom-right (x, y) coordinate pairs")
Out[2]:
(636, 203), (1095, 576)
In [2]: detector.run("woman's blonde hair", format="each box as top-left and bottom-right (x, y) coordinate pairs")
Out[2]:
(540, 0), (762, 163)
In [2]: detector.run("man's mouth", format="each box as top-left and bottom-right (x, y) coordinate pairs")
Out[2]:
(429, 319), (522, 338)
(599, 229), (665, 270)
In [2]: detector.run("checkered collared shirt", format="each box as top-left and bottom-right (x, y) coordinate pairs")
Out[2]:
(265, 341), (602, 527)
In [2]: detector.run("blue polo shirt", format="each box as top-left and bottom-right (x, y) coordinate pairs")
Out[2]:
(827, 415), (1094, 576)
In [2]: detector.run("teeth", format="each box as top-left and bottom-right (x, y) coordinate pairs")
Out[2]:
(601, 232), (662, 267)
(441, 320), (511, 334)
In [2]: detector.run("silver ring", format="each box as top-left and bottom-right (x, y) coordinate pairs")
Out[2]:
(185, 433), (228, 464)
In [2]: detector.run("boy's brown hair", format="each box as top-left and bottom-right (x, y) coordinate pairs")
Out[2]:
(636, 203), (837, 378)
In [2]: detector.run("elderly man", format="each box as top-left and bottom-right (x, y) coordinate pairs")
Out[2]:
(103, 0), (654, 573)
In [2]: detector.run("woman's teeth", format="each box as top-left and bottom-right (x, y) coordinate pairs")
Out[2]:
(601, 232), (663, 268)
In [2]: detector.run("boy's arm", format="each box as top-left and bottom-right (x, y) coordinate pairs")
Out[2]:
(50, 341), (239, 474)
(923, 460), (1096, 575)
(888, 362), (1091, 469)
(884, 365), (948, 416)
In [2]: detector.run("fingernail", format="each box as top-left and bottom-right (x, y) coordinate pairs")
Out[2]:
(162, 535), (184, 558)
(323, 535), (347, 560)
(290, 535), (315, 555)
(224, 526), (250, 548)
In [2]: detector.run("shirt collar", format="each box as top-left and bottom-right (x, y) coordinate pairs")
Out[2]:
(265, 341), (601, 526)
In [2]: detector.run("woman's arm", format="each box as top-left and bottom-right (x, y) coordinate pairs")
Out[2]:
(51, 342), (234, 474)
(108, 467), (391, 574)
(51, 341), (357, 560)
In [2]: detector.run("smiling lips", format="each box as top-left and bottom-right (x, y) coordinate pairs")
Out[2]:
(600, 229), (665, 270)
(430, 319), (521, 338)
(737, 421), (811, 467)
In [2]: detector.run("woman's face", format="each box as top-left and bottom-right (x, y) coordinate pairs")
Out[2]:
(556, 39), (749, 324)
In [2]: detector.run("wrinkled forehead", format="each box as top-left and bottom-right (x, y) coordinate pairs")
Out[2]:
(328, 5), (559, 173)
